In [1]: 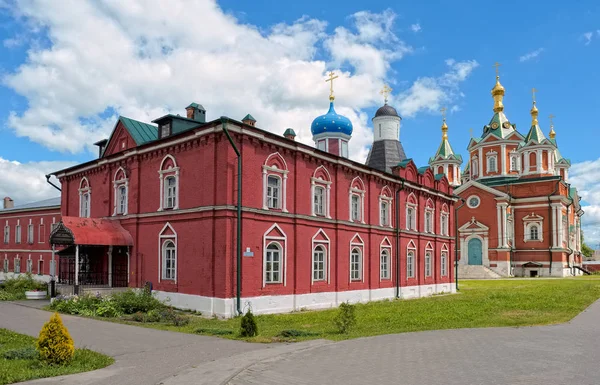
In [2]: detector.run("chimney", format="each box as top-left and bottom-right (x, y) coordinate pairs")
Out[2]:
(283, 128), (296, 141)
(3, 197), (14, 209)
(185, 103), (206, 123)
(242, 114), (256, 127)
(94, 139), (108, 158)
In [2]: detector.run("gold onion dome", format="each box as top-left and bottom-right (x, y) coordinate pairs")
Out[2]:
(530, 101), (539, 125)
(441, 118), (448, 139)
(491, 76), (505, 112)
(549, 126), (556, 139)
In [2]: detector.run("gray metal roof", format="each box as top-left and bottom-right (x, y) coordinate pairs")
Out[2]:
(374, 104), (400, 118)
(1, 197), (61, 212)
(365, 140), (407, 173)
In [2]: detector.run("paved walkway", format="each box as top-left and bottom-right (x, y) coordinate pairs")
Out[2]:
(2, 300), (599, 385)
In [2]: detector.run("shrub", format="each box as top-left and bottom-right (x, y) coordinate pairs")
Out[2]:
(278, 329), (318, 338)
(3, 346), (39, 360)
(111, 290), (165, 314)
(239, 309), (258, 337)
(145, 309), (162, 323)
(130, 312), (146, 322)
(0, 274), (47, 300)
(36, 313), (75, 365)
(333, 302), (356, 334)
(172, 314), (190, 327)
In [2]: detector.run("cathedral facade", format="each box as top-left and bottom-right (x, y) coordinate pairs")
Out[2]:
(429, 72), (584, 277)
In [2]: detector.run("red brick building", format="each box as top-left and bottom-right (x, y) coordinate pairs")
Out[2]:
(41, 90), (457, 316)
(429, 73), (584, 277)
(0, 197), (61, 281)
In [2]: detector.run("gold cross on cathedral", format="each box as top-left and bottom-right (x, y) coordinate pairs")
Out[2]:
(531, 87), (538, 103)
(325, 71), (338, 101)
(493, 62), (501, 77)
(549, 113), (555, 127)
(380, 85), (392, 104)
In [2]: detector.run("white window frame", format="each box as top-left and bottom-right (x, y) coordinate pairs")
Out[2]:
(312, 245), (326, 282)
(263, 224), (288, 286)
(15, 221), (21, 244)
(523, 213), (544, 242)
(424, 200), (434, 234)
(406, 194), (418, 231)
(313, 185), (325, 216)
(380, 248), (390, 280)
(158, 222), (177, 283)
(348, 177), (366, 223)
(265, 242), (282, 284)
(158, 155), (180, 211)
(4, 222), (9, 244)
(311, 167), (332, 218)
(472, 157), (479, 177)
(341, 140), (349, 158)
(486, 151), (498, 173)
(441, 247), (449, 277)
(407, 249), (415, 279)
(311, 228), (330, 284)
(379, 188), (393, 227)
(113, 167), (129, 215)
(26, 257), (33, 274)
(425, 249), (433, 277)
(262, 153), (289, 212)
(27, 222), (34, 244)
(266, 175), (282, 210)
(37, 257), (44, 275)
(440, 209), (449, 236)
(162, 240), (176, 280)
(510, 153), (519, 172)
(164, 175), (177, 210)
(350, 234), (365, 282)
(351, 194), (361, 222)
(79, 177), (91, 218)
(14, 256), (20, 274)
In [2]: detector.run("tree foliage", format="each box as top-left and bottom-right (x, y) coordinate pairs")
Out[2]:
(36, 313), (75, 365)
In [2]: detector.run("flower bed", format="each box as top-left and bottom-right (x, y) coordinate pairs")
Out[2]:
(0, 274), (47, 301)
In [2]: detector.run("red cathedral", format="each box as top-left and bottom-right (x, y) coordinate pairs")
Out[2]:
(0, 78), (457, 316)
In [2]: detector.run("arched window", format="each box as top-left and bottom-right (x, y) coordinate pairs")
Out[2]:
(117, 185), (127, 214)
(349, 177), (365, 223)
(425, 251), (432, 277)
(350, 248), (362, 281)
(265, 242), (282, 283)
(313, 245), (326, 281)
(162, 240), (176, 280)
(407, 251), (415, 278)
(164, 176), (177, 209)
(487, 155), (497, 173)
(314, 186), (325, 216)
(159, 155), (179, 211)
(79, 178), (91, 218)
(266, 175), (281, 209)
(380, 249), (390, 279)
(530, 225), (539, 241)
(510, 156), (518, 171)
(424, 199), (434, 233)
(440, 205), (449, 236)
(441, 251), (448, 276)
(113, 168), (129, 215)
(472, 158), (479, 176)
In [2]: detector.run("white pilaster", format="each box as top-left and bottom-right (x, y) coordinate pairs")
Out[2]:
(501, 144), (506, 175)
(478, 147), (483, 177)
(497, 205), (502, 248)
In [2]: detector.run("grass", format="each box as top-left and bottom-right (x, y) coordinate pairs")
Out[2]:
(0, 329), (114, 385)
(65, 278), (600, 343)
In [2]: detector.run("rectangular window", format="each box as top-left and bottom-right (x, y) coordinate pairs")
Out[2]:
(81, 193), (90, 217)
(380, 250), (390, 279)
(117, 185), (127, 214)
(314, 187), (325, 216)
(266, 176), (280, 209)
(380, 201), (389, 226)
(26, 259), (33, 274)
(317, 140), (326, 151)
(341, 141), (349, 158)
(14, 258), (20, 274)
(425, 252), (432, 277)
(165, 177), (177, 209)
(160, 123), (171, 138)
(27, 224), (34, 244)
(488, 156), (497, 172)
(441, 214), (448, 236)
(425, 211), (433, 233)
(38, 259), (44, 275)
(162, 243), (176, 280)
(3, 259), (8, 273)
(39, 224), (45, 243)
(313, 247), (325, 281)
(351, 194), (360, 221)
(15, 225), (21, 244)
(441, 252), (448, 276)
(350, 249), (361, 281)
(407, 252), (415, 278)
(3, 226), (9, 244)
(407, 207), (415, 230)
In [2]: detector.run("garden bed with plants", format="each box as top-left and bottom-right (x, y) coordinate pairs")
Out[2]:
(0, 274), (47, 301)
(0, 325), (112, 385)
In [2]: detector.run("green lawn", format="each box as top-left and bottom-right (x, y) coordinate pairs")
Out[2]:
(118, 278), (600, 342)
(0, 329), (113, 385)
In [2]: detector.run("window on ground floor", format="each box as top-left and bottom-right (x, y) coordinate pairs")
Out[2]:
(265, 242), (282, 283)
(350, 248), (362, 281)
(313, 245), (326, 281)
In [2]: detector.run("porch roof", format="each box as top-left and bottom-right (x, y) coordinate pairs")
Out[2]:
(50, 217), (134, 246)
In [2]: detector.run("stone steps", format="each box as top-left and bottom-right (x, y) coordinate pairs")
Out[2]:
(458, 264), (503, 279)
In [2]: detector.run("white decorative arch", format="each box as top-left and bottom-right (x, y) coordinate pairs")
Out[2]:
(311, 228), (331, 284)
(264, 152), (289, 170)
(380, 237), (393, 281)
(79, 176), (90, 190)
(160, 154), (178, 170)
(158, 155), (180, 211)
(79, 177), (91, 217)
(263, 223), (288, 286)
(113, 167), (129, 216)
(350, 233), (365, 282)
(349, 177), (366, 223)
(263, 153), (289, 212)
(379, 186), (393, 228)
(311, 166), (332, 218)
(462, 234), (489, 266)
(425, 241), (434, 250)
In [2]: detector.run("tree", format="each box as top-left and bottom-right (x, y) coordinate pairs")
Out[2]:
(581, 230), (594, 259)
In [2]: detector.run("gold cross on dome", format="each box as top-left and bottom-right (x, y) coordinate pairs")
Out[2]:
(380, 85), (392, 104)
(549, 113), (555, 127)
(325, 71), (338, 101)
(493, 62), (501, 77)
(532, 87), (538, 103)
(440, 107), (447, 120)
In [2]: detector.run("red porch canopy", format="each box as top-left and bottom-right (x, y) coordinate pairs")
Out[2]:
(50, 216), (133, 246)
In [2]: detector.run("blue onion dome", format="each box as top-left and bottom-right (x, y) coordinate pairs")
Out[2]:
(311, 101), (353, 136)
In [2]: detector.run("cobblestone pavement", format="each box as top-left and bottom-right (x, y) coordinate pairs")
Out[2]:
(227, 300), (600, 385)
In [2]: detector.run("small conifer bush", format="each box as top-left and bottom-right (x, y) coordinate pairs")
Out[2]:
(333, 302), (357, 334)
(36, 313), (75, 365)
(240, 309), (258, 337)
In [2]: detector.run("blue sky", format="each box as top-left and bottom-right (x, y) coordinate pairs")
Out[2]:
(0, 0), (598, 244)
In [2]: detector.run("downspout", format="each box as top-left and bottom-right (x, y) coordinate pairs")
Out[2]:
(221, 117), (243, 316)
(507, 180), (514, 276)
(565, 182), (574, 274)
(45, 175), (62, 192)
(547, 180), (560, 276)
(395, 180), (405, 299)
(454, 197), (466, 291)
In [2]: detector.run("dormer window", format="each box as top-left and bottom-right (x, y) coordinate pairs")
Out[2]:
(160, 122), (171, 138)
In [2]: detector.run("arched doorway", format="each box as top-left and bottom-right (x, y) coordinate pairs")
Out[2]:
(468, 238), (483, 265)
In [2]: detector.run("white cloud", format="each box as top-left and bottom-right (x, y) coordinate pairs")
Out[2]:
(410, 23), (421, 33)
(583, 31), (593, 45)
(395, 59), (479, 117)
(2, 1), (476, 166)
(519, 48), (544, 62)
(569, 157), (600, 247)
(0, 157), (74, 205)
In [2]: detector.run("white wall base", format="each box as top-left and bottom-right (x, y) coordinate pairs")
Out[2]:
(154, 283), (457, 318)
(0, 272), (51, 283)
(489, 261), (511, 277)
(512, 262), (575, 277)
